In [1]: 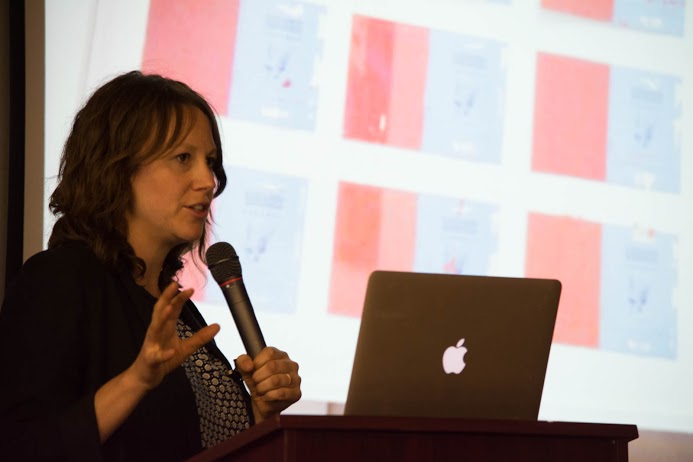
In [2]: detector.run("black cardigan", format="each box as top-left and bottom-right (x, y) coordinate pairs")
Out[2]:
(0, 243), (251, 461)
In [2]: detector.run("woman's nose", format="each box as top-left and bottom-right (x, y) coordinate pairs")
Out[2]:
(193, 159), (216, 191)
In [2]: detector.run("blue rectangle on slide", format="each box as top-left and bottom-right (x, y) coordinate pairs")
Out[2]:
(211, 166), (308, 314)
(413, 195), (499, 276)
(614, 0), (685, 36)
(600, 225), (678, 358)
(421, 30), (506, 163)
(606, 67), (681, 193)
(229, 0), (324, 131)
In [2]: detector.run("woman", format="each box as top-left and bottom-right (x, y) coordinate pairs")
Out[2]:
(0, 71), (301, 461)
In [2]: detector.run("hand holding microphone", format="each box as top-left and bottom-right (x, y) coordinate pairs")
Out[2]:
(206, 242), (301, 421)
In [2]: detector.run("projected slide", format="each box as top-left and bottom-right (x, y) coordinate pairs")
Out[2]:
(229, 1), (324, 130)
(421, 30), (506, 162)
(343, 16), (428, 149)
(181, 167), (308, 315)
(344, 15), (506, 162)
(329, 182), (499, 317)
(413, 196), (499, 275)
(533, 53), (681, 193)
(526, 213), (678, 358)
(526, 214), (602, 347)
(328, 183), (417, 317)
(215, 167), (307, 314)
(542, 0), (686, 36)
(142, 0), (240, 115)
(600, 225), (678, 358)
(143, 0), (324, 130)
(607, 67), (682, 192)
(46, 0), (693, 434)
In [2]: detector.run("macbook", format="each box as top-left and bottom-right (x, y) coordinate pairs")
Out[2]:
(344, 270), (561, 420)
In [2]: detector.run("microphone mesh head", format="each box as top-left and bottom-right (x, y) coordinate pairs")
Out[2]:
(205, 242), (242, 284)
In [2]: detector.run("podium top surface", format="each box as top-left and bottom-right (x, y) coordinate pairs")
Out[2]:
(188, 415), (638, 462)
(262, 415), (638, 439)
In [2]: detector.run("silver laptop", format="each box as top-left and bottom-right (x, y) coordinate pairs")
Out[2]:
(344, 270), (561, 420)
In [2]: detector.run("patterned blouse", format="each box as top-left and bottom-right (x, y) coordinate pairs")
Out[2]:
(176, 320), (251, 449)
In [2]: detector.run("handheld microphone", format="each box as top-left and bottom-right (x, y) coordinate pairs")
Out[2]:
(205, 242), (266, 358)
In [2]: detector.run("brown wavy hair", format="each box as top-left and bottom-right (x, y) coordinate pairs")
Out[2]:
(48, 71), (227, 289)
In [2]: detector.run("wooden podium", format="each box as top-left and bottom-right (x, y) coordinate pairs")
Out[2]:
(187, 415), (638, 462)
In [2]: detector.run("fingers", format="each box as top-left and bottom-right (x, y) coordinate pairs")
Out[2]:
(253, 364), (301, 396)
(257, 382), (302, 403)
(235, 354), (254, 375)
(236, 347), (301, 396)
(179, 324), (220, 357)
(132, 282), (220, 391)
(150, 283), (220, 357)
(143, 282), (216, 364)
(236, 347), (302, 422)
(149, 283), (193, 337)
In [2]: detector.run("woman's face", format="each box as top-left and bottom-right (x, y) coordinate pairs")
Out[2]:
(126, 107), (217, 255)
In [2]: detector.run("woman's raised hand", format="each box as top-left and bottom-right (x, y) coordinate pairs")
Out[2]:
(129, 282), (220, 390)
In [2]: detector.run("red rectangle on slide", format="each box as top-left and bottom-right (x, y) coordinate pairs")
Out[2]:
(343, 15), (427, 149)
(329, 183), (417, 317)
(142, 0), (240, 115)
(525, 213), (601, 347)
(532, 53), (609, 181)
(542, 0), (614, 21)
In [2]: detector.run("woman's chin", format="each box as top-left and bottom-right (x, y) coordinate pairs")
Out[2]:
(171, 232), (204, 248)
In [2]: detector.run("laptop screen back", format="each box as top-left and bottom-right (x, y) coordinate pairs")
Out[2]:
(344, 271), (561, 420)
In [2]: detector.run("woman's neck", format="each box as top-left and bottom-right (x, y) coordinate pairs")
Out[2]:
(137, 269), (163, 298)
(129, 239), (169, 298)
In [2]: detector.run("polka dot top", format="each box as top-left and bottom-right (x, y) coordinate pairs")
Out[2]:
(176, 320), (251, 449)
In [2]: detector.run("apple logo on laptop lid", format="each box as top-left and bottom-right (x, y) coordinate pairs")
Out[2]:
(442, 338), (468, 374)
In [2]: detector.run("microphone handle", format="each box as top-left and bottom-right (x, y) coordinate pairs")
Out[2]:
(220, 279), (266, 358)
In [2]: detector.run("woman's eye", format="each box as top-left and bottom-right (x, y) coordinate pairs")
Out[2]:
(176, 153), (191, 163)
(206, 157), (217, 168)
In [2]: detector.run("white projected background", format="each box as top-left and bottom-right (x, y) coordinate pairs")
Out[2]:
(45, 0), (692, 433)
